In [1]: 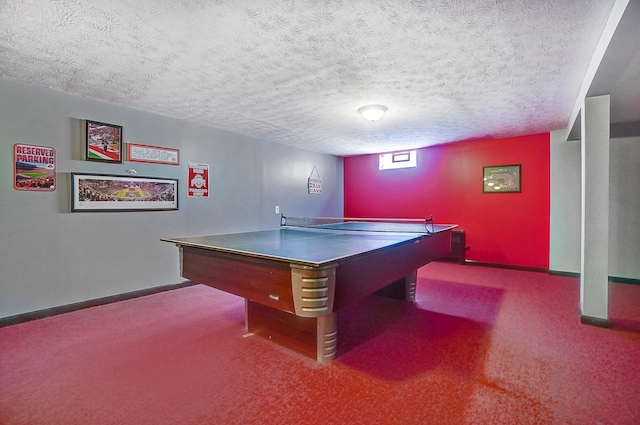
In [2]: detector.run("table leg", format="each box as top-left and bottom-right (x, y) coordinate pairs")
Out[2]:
(245, 300), (337, 363)
(373, 270), (418, 302)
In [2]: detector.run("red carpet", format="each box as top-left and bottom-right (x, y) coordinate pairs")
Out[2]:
(1, 262), (639, 424)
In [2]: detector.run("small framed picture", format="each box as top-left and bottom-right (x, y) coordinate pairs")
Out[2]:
(85, 120), (123, 163)
(483, 164), (521, 193)
(71, 173), (178, 212)
(127, 143), (180, 165)
(14, 143), (56, 191)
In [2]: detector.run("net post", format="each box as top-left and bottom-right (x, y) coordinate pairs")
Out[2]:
(425, 215), (434, 234)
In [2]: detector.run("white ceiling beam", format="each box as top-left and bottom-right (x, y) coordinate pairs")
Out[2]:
(560, 0), (630, 142)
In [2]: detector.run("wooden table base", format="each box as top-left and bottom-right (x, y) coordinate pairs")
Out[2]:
(244, 271), (417, 363)
(246, 300), (338, 363)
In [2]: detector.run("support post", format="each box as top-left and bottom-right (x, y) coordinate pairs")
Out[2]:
(580, 95), (610, 327)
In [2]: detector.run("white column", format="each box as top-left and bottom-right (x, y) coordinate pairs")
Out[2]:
(580, 95), (610, 326)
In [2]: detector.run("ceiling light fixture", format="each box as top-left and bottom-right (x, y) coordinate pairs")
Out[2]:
(358, 104), (388, 122)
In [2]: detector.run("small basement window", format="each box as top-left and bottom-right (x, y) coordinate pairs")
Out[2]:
(379, 150), (417, 170)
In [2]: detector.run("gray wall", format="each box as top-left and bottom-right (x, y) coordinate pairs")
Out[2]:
(609, 136), (640, 278)
(550, 132), (640, 279)
(0, 78), (344, 318)
(550, 136), (582, 273)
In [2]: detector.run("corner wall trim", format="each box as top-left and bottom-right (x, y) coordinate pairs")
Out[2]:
(549, 270), (581, 278)
(549, 270), (640, 286)
(609, 276), (640, 286)
(580, 315), (611, 328)
(0, 281), (198, 328)
(463, 260), (548, 274)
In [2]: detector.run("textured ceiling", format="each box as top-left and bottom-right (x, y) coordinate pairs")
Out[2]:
(0, 0), (618, 156)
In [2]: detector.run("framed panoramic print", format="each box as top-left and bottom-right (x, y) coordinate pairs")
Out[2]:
(483, 164), (521, 193)
(85, 120), (123, 163)
(71, 173), (178, 212)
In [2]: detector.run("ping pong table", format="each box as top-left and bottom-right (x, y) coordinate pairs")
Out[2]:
(162, 217), (456, 363)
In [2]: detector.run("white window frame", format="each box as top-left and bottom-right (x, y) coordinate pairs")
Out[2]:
(379, 150), (417, 170)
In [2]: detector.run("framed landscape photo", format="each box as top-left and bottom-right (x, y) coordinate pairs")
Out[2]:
(85, 120), (123, 163)
(483, 164), (521, 193)
(71, 173), (178, 212)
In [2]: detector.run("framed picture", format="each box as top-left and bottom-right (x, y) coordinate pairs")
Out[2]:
(483, 164), (521, 193)
(85, 120), (123, 163)
(71, 173), (178, 212)
(127, 143), (180, 165)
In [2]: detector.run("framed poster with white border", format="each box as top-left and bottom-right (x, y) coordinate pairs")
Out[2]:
(127, 143), (180, 165)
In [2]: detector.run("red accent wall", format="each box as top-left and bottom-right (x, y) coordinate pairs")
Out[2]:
(344, 133), (550, 269)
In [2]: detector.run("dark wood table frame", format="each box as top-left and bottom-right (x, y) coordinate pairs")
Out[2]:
(166, 227), (453, 363)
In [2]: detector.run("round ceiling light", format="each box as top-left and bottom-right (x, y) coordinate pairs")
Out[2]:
(358, 104), (388, 121)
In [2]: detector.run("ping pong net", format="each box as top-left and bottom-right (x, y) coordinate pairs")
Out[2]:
(280, 215), (435, 234)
